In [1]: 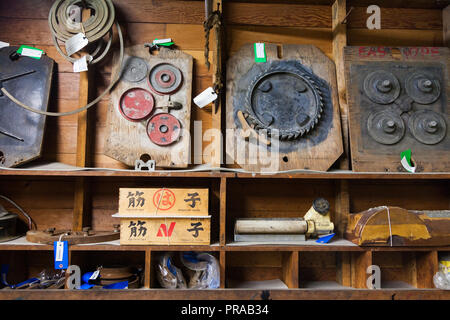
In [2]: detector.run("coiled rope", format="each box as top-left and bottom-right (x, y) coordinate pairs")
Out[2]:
(0, 0), (124, 117)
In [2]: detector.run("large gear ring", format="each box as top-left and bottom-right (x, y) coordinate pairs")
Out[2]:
(409, 110), (446, 145)
(148, 63), (183, 95)
(367, 110), (405, 145)
(243, 64), (324, 140)
(363, 70), (401, 105)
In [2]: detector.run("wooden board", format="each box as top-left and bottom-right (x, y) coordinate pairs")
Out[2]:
(104, 45), (193, 168)
(118, 217), (210, 245)
(344, 46), (450, 172)
(225, 44), (343, 172)
(118, 188), (209, 216)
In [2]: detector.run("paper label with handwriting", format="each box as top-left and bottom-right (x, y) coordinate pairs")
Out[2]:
(65, 32), (88, 56)
(193, 87), (218, 108)
(73, 55), (88, 72)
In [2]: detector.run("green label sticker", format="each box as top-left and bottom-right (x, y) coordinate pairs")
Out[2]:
(17, 45), (44, 59)
(153, 38), (174, 46)
(254, 43), (267, 63)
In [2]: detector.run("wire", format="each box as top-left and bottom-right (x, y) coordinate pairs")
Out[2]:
(0, 195), (35, 230)
(0, 20), (124, 117)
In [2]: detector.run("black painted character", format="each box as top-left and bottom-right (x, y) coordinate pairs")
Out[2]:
(184, 192), (200, 208)
(127, 191), (145, 208)
(128, 221), (137, 237)
(137, 220), (147, 237)
(187, 222), (204, 238)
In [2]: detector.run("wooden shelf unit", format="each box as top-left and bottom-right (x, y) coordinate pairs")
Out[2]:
(0, 0), (449, 300)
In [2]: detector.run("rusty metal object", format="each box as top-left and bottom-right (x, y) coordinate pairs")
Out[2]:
(0, 46), (54, 167)
(99, 266), (134, 280)
(146, 113), (181, 146)
(26, 229), (119, 245)
(118, 87), (155, 122)
(148, 63), (183, 95)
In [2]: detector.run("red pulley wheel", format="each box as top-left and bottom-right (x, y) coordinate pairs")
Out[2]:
(148, 63), (183, 95)
(119, 88), (155, 122)
(147, 113), (181, 146)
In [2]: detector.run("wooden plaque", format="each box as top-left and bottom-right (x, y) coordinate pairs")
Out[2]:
(225, 44), (343, 172)
(345, 46), (450, 172)
(104, 46), (193, 168)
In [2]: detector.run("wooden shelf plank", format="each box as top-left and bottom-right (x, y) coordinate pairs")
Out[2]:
(0, 288), (448, 300)
(1, 168), (450, 179)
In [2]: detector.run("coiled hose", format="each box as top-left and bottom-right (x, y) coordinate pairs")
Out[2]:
(0, 0), (124, 117)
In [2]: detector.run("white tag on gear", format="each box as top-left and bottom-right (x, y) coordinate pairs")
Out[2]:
(65, 32), (89, 56)
(193, 87), (218, 108)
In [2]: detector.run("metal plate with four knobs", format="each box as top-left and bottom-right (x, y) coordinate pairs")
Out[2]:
(405, 73), (441, 105)
(363, 70), (401, 105)
(148, 63), (183, 95)
(367, 110), (405, 145)
(122, 56), (148, 83)
(409, 110), (447, 145)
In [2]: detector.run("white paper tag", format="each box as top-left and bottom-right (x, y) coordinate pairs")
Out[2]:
(401, 156), (416, 173)
(55, 241), (64, 262)
(21, 47), (43, 59)
(255, 43), (265, 59)
(193, 87), (218, 108)
(153, 38), (172, 45)
(0, 41), (9, 49)
(73, 55), (88, 72)
(65, 33), (89, 56)
(89, 270), (100, 280)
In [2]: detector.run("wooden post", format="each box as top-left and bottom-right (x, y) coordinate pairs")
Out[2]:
(219, 177), (227, 245)
(144, 249), (152, 288)
(416, 251), (438, 288)
(72, 8), (92, 231)
(337, 252), (351, 287)
(220, 250), (226, 288)
(211, 0), (223, 167)
(282, 251), (299, 288)
(332, 0), (350, 169)
(444, 6), (450, 46)
(334, 179), (349, 238)
(351, 251), (372, 288)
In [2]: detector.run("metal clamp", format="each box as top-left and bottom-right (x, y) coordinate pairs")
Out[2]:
(134, 159), (156, 171)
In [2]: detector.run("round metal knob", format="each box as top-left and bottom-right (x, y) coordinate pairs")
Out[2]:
(376, 79), (392, 93)
(424, 120), (438, 133)
(383, 120), (396, 133)
(418, 79), (433, 93)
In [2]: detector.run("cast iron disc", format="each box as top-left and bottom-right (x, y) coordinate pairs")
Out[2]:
(119, 88), (155, 122)
(367, 110), (405, 145)
(245, 64), (324, 140)
(122, 56), (148, 83)
(147, 113), (181, 146)
(408, 110), (446, 145)
(405, 73), (441, 105)
(148, 63), (183, 95)
(363, 70), (401, 105)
